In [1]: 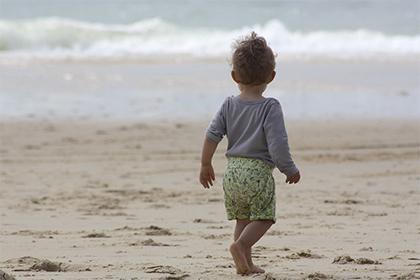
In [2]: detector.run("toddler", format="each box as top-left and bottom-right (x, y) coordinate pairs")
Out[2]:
(199, 32), (300, 275)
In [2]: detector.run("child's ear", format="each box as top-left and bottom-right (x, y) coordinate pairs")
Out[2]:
(231, 71), (240, 83)
(267, 71), (276, 84)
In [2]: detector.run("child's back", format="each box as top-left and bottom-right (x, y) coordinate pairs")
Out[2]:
(207, 95), (298, 177)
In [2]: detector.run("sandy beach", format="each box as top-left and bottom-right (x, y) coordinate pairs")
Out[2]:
(0, 118), (419, 279)
(1, 1), (420, 278)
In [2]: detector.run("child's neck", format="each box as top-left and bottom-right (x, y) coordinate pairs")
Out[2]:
(238, 83), (267, 101)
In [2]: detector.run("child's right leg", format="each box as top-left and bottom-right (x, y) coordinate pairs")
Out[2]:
(230, 220), (274, 274)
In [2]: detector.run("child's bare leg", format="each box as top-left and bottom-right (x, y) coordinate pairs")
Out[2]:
(233, 221), (262, 273)
(235, 220), (274, 274)
(234, 219), (251, 240)
(230, 219), (251, 274)
(244, 246), (265, 273)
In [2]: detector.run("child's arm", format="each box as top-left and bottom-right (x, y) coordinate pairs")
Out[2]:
(263, 99), (300, 184)
(200, 98), (229, 188)
(199, 138), (218, 188)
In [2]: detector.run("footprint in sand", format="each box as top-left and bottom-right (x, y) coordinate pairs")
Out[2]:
(143, 265), (189, 279)
(149, 203), (171, 209)
(193, 218), (217, 224)
(391, 272), (417, 280)
(207, 198), (223, 202)
(82, 232), (110, 238)
(202, 233), (230, 240)
(135, 238), (171, 246)
(333, 255), (381, 265)
(266, 230), (296, 236)
(0, 270), (16, 280)
(323, 199), (362, 204)
(262, 273), (276, 280)
(4, 257), (90, 272)
(306, 272), (332, 279)
(286, 250), (323, 260)
(113, 226), (142, 231)
(359, 246), (374, 251)
(144, 225), (172, 236)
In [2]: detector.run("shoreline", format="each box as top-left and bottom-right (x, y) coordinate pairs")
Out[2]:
(1, 53), (420, 65)
(1, 59), (419, 121)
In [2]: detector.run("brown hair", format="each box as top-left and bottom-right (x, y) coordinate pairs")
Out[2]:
(231, 32), (275, 85)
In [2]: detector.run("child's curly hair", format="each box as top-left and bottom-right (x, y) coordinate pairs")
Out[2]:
(231, 32), (275, 85)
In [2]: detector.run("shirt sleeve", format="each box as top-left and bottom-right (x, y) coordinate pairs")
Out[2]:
(263, 100), (299, 177)
(206, 98), (228, 143)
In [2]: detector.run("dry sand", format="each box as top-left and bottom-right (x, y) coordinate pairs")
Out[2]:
(0, 118), (419, 279)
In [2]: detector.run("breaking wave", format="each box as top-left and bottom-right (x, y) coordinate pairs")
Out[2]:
(0, 17), (419, 60)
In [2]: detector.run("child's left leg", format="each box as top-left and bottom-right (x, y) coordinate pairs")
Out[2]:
(234, 219), (251, 240)
(231, 220), (274, 274)
(231, 219), (251, 274)
(233, 219), (269, 274)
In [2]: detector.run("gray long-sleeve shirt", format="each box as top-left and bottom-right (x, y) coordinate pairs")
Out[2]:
(206, 95), (299, 177)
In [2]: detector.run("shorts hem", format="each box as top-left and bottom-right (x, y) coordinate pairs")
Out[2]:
(227, 215), (276, 224)
(251, 217), (276, 223)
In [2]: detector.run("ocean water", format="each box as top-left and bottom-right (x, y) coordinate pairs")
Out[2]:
(0, 1), (419, 121)
(0, 0), (419, 60)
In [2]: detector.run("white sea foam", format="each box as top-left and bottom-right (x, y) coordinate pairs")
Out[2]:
(0, 17), (419, 60)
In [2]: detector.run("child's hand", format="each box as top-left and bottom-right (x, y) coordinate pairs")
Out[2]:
(286, 171), (300, 184)
(200, 164), (215, 189)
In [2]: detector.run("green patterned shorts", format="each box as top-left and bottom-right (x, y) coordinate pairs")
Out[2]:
(222, 156), (276, 223)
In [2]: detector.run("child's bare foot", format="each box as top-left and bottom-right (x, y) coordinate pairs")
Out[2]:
(229, 242), (250, 275)
(249, 264), (265, 274)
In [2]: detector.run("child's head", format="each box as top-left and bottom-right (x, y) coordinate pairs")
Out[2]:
(231, 32), (276, 86)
